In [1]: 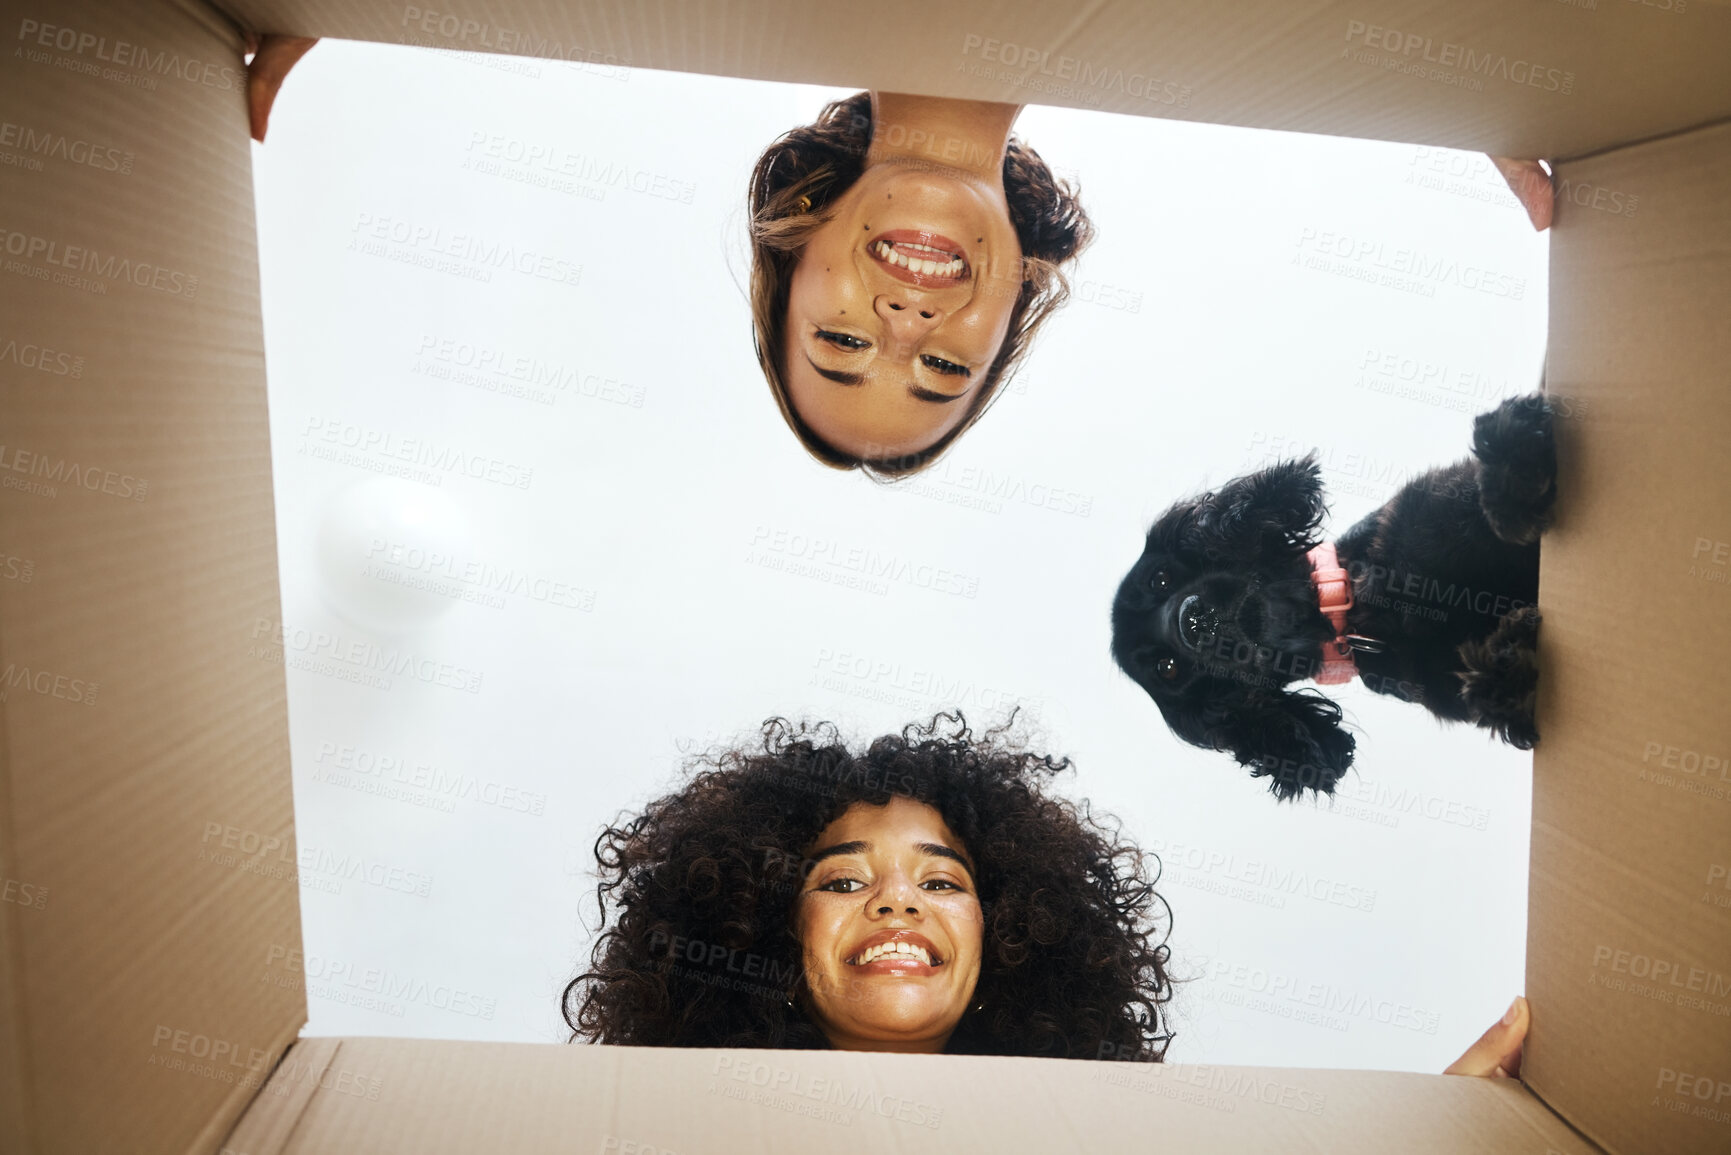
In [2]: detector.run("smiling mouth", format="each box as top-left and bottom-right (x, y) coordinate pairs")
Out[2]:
(868, 232), (970, 285)
(847, 941), (942, 967)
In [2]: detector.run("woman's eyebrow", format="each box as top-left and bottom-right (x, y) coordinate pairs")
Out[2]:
(803, 356), (968, 405)
(918, 841), (976, 878)
(908, 385), (967, 405)
(805, 839), (974, 879)
(803, 354), (864, 387)
(806, 840), (869, 865)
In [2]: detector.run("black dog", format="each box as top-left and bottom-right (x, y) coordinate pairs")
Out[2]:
(1111, 394), (1556, 800)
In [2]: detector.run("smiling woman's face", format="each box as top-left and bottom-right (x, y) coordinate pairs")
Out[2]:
(794, 795), (985, 1052)
(784, 161), (1025, 461)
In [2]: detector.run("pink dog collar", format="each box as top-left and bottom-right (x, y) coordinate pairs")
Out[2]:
(1308, 542), (1358, 685)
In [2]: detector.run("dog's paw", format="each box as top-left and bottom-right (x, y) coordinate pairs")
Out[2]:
(1457, 606), (1542, 748)
(1473, 393), (1557, 546)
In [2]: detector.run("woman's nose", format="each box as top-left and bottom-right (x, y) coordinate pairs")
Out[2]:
(872, 873), (922, 914)
(874, 293), (943, 343)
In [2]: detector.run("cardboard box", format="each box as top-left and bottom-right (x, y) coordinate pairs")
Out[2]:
(1, 1), (1727, 1152)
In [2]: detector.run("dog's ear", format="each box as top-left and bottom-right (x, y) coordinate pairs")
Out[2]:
(1163, 684), (1354, 800)
(1203, 454), (1327, 561)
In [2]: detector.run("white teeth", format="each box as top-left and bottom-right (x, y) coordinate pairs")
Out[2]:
(852, 941), (935, 966)
(873, 241), (964, 278)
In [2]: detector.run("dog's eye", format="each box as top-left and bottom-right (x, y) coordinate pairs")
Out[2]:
(1155, 657), (1179, 680)
(1150, 570), (1171, 594)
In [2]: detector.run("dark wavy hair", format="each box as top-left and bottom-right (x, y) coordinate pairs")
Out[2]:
(748, 93), (1094, 479)
(564, 713), (1175, 1060)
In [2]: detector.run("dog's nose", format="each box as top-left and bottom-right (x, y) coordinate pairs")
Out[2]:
(1177, 594), (1219, 651)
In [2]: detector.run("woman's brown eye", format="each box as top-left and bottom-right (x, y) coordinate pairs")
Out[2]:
(816, 329), (869, 351)
(1156, 657), (1179, 680)
(817, 877), (862, 893)
(920, 354), (970, 377)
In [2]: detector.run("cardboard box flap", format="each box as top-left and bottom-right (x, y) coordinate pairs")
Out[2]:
(0, 2), (303, 1153)
(221, 1037), (344, 1155)
(226, 1037), (1605, 1155)
(212, 0), (1731, 160)
(1528, 119), (1731, 1155)
(3, 1), (1728, 1153)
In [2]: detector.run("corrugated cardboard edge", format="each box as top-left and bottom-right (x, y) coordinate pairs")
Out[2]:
(223, 1039), (1609, 1154)
(0, 629), (32, 1155)
(207, 0), (1731, 159)
(1527, 117), (1731, 1155)
(1496, 1085), (1606, 1155)
(0, 0), (306, 1150)
(219, 1038), (342, 1155)
(3, 0), (1706, 1151)
(1555, 114), (1731, 167)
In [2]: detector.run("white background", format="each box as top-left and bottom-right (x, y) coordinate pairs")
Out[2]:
(253, 38), (1550, 1071)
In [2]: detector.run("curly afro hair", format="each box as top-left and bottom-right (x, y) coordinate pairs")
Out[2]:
(748, 92), (1094, 479)
(563, 713), (1176, 1061)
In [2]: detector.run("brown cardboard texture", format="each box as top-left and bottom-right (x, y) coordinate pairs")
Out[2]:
(1528, 118), (1731, 1155)
(222, 1038), (1601, 1155)
(0, 2), (1726, 1154)
(1, 2), (301, 1154)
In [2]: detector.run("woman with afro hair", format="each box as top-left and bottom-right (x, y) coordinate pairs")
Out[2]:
(564, 713), (1176, 1060)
